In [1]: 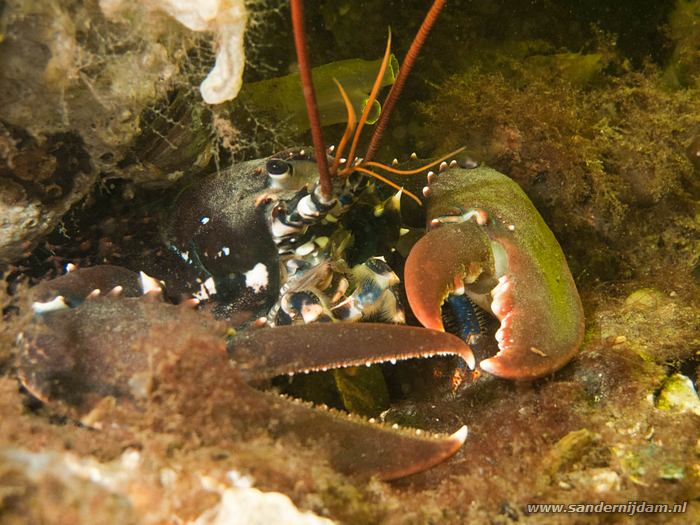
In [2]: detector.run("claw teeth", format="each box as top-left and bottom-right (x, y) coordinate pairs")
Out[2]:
(465, 351), (476, 370)
(87, 289), (101, 299)
(495, 312), (514, 351)
(139, 271), (163, 295)
(439, 161), (448, 172)
(450, 425), (469, 445)
(495, 325), (506, 343)
(452, 275), (465, 295)
(31, 295), (68, 314)
(108, 286), (123, 297)
(490, 275), (512, 319)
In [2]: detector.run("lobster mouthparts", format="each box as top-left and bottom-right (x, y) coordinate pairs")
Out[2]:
(405, 166), (585, 381)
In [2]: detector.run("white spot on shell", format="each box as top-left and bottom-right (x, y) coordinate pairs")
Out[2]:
(245, 263), (269, 293)
(200, 217), (210, 225)
(203, 277), (217, 296)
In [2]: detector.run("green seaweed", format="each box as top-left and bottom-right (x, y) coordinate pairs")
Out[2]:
(417, 55), (700, 283)
(662, 0), (700, 88)
(236, 56), (398, 132)
(333, 367), (390, 417)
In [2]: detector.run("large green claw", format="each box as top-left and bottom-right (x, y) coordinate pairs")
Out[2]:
(405, 166), (584, 380)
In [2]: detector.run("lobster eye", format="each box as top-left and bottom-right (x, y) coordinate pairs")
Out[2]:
(266, 159), (291, 178)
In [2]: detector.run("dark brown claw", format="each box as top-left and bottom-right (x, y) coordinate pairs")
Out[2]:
(29, 265), (144, 308)
(233, 323), (475, 381)
(18, 269), (471, 480)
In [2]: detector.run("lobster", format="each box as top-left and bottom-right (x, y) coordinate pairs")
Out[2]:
(17, 0), (583, 480)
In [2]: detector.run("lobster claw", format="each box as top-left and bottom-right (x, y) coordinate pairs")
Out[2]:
(19, 266), (473, 481)
(233, 323), (473, 480)
(405, 166), (585, 381)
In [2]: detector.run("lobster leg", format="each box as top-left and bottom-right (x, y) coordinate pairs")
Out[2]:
(405, 166), (584, 380)
(18, 267), (472, 480)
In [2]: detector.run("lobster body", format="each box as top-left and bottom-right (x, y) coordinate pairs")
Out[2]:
(15, 0), (586, 482)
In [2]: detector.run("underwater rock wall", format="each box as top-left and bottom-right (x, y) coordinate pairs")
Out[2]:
(0, 0), (232, 263)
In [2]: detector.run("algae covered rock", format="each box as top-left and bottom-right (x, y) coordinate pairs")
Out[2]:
(418, 62), (700, 282)
(656, 373), (700, 416)
(0, 0), (239, 263)
(0, 447), (335, 525)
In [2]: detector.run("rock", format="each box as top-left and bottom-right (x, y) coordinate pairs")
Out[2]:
(656, 373), (700, 416)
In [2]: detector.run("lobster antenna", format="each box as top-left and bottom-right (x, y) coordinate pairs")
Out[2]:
(290, 0), (332, 201)
(363, 146), (466, 175)
(352, 167), (423, 205)
(364, 0), (447, 162)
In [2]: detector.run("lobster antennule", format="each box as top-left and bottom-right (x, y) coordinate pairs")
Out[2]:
(363, 146), (467, 176)
(352, 166), (423, 205)
(340, 31), (393, 175)
(364, 0), (447, 162)
(330, 78), (357, 174)
(290, 0), (332, 200)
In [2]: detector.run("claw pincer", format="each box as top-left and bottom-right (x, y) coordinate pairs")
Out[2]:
(18, 267), (471, 480)
(405, 166), (584, 380)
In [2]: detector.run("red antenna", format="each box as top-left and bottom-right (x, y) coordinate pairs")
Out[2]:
(365, 0), (446, 162)
(290, 0), (448, 204)
(290, 0), (332, 201)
